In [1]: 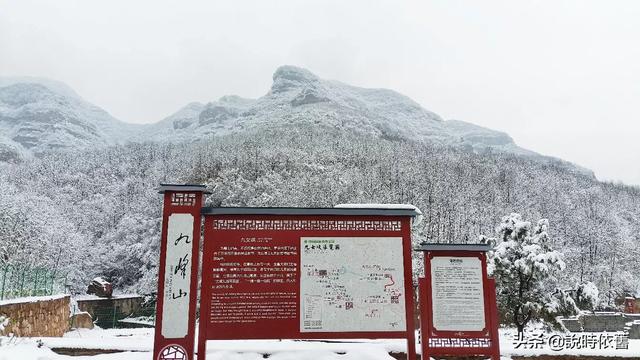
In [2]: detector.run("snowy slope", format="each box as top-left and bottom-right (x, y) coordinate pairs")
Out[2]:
(137, 101), (205, 142)
(0, 77), (139, 160)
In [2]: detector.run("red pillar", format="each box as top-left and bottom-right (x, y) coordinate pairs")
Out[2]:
(153, 184), (209, 360)
(624, 298), (636, 314)
(419, 277), (430, 360)
(401, 218), (418, 360)
(488, 278), (501, 360)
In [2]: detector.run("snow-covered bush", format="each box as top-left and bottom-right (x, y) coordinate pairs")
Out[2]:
(575, 281), (599, 311)
(546, 288), (579, 318)
(487, 213), (566, 334)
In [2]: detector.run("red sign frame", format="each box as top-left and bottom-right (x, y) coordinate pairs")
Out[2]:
(197, 211), (418, 360)
(153, 185), (208, 360)
(419, 248), (500, 360)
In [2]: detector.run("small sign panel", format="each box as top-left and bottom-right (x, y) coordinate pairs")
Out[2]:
(162, 213), (194, 338)
(430, 256), (485, 332)
(300, 237), (406, 332)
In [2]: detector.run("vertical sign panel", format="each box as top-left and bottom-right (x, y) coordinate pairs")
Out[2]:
(430, 256), (485, 331)
(300, 237), (406, 332)
(154, 185), (207, 360)
(162, 213), (195, 338)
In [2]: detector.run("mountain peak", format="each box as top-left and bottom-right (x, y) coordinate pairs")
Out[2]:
(271, 65), (320, 93)
(0, 83), (61, 107)
(0, 76), (81, 100)
(0, 77), (134, 157)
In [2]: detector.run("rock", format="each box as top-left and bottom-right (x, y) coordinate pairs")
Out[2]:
(86, 277), (112, 298)
(70, 312), (94, 329)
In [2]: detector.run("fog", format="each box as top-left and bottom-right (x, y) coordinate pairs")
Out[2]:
(1, 0), (639, 184)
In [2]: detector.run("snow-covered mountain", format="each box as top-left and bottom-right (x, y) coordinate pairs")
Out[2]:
(0, 77), (139, 162)
(148, 66), (535, 156)
(0, 66), (552, 163)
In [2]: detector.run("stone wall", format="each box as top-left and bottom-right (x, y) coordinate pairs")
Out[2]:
(628, 321), (640, 340)
(75, 294), (143, 329)
(582, 313), (629, 332)
(0, 294), (70, 337)
(560, 317), (582, 332)
(560, 312), (640, 339)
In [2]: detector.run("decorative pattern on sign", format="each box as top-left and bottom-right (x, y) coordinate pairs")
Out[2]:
(171, 193), (196, 207)
(157, 344), (188, 360)
(429, 338), (492, 348)
(213, 219), (402, 232)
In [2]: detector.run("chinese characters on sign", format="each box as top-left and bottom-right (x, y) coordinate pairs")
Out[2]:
(203, 225), (413, 342)
(431, 256), (485, 332)
(162, 213), (194, 338)
(209, 236), (299, 327)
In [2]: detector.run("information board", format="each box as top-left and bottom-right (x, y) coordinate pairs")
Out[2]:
(196, 210), (418, 360)
(150, 196), (422, 360)
(300, 237), (406, 332)
(430, 256), (485, 332)
(418, 244), (500, 360)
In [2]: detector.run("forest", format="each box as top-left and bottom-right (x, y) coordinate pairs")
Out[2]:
(1, 127), (638, 308)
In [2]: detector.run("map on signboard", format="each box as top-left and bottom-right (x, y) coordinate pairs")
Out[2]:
(300, 237), (406, 332)
(430, 256), (486, 332)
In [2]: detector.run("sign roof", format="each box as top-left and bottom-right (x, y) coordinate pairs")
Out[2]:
(201, 206), (421, 217)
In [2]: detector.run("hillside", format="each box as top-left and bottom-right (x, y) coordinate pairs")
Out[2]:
(1, 66), (633, 302)
(0, 130), (637, 302)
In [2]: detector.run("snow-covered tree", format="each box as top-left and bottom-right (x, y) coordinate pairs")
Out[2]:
(487, 213), (566, 334)
(1, 129), (640, 298)
(546, 288), (579, 318)
(575, 281), (599, 311)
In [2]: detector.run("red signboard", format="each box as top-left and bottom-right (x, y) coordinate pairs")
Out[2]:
(153, 185), (209, 360)
(417, 244), (500, 360)
(197, 208), (419, 360)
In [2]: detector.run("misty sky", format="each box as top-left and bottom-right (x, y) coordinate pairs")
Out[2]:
(1, 1), (639, 185)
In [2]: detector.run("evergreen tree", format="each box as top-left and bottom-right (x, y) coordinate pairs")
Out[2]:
(487, 213), (565, 334)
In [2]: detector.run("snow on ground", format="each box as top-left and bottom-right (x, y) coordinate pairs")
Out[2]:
(0, 294), (68, 307)
(1, 327), (639, 359)
(0, 340), (148, 360)
(73, 294), (142, 301)
(499, 327), (640, 358)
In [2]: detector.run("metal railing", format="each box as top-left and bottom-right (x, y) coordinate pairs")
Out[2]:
(0, 264), (67, 300)
(93, 302), (156, 329)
